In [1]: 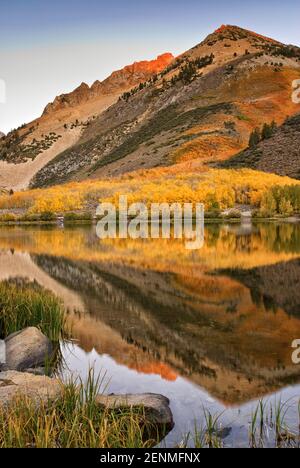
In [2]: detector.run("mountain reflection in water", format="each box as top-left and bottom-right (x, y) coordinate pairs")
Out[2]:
(0, 222), (299, 445)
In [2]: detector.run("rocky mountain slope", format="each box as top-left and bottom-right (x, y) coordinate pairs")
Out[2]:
(42, 53), (174, 116)
(30, 25), (300, 188)
(0, 54), (173, 190)
(1, 25), (300, 190)
(0, 132), (5, 139)
(219, 113), (300, 179)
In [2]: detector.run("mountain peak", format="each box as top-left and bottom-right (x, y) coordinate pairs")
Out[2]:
(211, 24), (281, 44)
(214, 24), (235, 33)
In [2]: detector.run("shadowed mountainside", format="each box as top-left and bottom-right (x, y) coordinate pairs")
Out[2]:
(219, 113), (300, 179)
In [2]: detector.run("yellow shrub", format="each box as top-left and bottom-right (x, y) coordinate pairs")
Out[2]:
(30, 191), (83, 214)
(0, 168), (299, 215)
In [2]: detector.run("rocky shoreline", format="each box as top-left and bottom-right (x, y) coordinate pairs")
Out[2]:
(0, 327), (174, 431)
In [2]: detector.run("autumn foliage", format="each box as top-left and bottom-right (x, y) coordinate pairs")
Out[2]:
(0, 168), (299, 216)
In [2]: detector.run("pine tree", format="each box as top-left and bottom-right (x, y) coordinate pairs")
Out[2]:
(249, 128), (261, 148)
(261, 123), (272, 140)
(270, 120), (277, 132)
(261, 121), (277, 140)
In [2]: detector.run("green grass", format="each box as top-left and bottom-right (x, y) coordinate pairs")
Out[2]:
(236, 114), (250, 121)
(0, 370), (161, 448)
(0, 281), (66, 342)
(179, 399), (300, 448)
(248, 398), (300, 448)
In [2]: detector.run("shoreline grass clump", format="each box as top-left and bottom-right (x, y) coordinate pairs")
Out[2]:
(180, 398), (300, 449)
(0, 371), (160, 449)
(0, 280), (66, 341)
(248, 398), (300, 448)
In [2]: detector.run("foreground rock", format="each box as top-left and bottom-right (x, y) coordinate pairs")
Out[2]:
(0, 371), (61, 406)
(0, 371), (174, 440)
(5, 327), (53, 371)
(96, 393), (174, 430)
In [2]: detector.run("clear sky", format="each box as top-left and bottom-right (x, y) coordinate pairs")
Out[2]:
(0, 0), (299, 133)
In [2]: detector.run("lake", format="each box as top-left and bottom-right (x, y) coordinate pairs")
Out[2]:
(0, 222), (300, 447)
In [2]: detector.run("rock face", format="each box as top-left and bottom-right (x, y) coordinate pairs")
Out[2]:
(0, 53), (174, 191)
(42, 53), (174, 115)
(96, 393), (174, 429)
(5, 327), (53, 371)
(0, 370), (61, 406)
(0, 132), (5, 139)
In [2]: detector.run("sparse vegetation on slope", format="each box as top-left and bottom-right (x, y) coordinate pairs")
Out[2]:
(0, 127), (62, 164)
(91, 102), (234, 171)
(220, 114), (300, 179)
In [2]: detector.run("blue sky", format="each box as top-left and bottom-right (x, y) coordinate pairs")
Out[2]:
(1, 0), (299, 132)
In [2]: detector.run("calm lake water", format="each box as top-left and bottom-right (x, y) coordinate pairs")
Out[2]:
(0, 222), (300, 447)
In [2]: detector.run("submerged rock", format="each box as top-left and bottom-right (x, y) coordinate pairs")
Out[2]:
(5, 327), (53, 371)
(96, 393), (174, 429)
(0, 370), (61, 406)
(214, 426), (232, 439)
